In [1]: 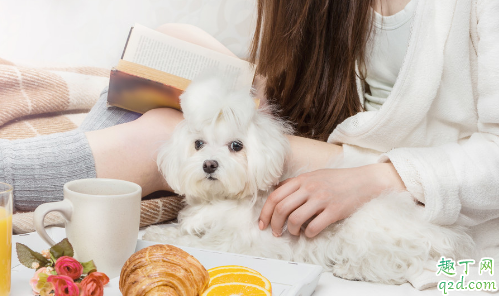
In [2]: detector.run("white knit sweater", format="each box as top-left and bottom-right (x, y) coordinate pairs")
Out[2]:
(328, 0), (499, 287)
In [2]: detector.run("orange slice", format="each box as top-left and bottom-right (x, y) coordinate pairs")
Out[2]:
(201, 283), (271, 296)
(207, 265), (261, 278)
(210, 272), (271, 291)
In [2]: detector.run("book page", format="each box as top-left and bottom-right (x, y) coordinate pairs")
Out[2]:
(123, 23), (255, 92)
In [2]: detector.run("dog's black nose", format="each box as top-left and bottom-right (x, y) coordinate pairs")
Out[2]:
(203, 160), (218, 174)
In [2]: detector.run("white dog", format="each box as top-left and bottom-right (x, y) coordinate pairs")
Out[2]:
(144, 74), (473, 284)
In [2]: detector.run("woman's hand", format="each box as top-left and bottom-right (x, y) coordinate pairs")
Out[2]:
(258, 163), (406, 238)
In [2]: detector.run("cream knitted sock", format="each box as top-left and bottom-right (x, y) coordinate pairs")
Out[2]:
(0, 87), (141, 211)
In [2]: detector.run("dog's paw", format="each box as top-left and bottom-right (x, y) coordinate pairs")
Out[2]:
(142, 225), (181, 243)
(331, 264), (361, 282)
(332, 262), (409, 285)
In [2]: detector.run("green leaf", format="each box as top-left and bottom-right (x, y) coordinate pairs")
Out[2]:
(16, 243), (50, 269)
(49, 238), (74, 260)
(81, 260), (97, 274)
(49, 252), (56, 263)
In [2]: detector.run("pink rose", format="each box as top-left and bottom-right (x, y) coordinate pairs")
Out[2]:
(79, 272), (109, 296)
(47, 275), (79, 296)
(54, 256), (83, 280)
(30, 268), (53, 294)
(87, 272), (109, 286)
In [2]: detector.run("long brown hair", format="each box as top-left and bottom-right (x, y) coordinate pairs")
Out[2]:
(250, 0), (374, 141)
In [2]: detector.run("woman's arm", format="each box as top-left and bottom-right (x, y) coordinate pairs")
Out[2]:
(251, 53), (405, 237)
(253, 47), (405, 237)
(374, 0), (499, 226)
(286, 135), (343, 172)
(259, 141), (405, 237)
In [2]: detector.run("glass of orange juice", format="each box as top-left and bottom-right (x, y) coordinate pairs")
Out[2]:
(0, 183), (13, 296)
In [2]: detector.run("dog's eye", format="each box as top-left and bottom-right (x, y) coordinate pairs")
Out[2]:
(195, 140), (204, 150)
(229, 141), (243, 152)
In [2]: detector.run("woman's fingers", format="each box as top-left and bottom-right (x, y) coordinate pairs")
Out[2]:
(304, 208), (340, 238)
(259, 178), (299, 230)
(269, 189), (308, 236)
(286, 200), (322, 236)
(257, 166), (395, 237)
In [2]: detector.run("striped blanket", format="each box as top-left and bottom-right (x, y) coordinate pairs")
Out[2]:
(0, 58), (183, 233)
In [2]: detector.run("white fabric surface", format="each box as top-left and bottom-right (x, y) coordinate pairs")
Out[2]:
(329, 0), (499, 289)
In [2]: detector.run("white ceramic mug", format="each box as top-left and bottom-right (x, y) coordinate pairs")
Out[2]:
(34, 178), (142, 278)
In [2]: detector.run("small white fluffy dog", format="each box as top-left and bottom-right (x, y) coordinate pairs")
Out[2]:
(144, 74), (473, 284)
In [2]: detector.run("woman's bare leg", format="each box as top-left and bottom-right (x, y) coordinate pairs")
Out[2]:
(85, 108), (182, 196)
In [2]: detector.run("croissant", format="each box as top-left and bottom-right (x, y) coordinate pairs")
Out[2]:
(120, 244), (210, 296)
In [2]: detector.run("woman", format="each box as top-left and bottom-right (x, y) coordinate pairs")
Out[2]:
(2, 0), (498, 250)
(249, 0), (499, 245)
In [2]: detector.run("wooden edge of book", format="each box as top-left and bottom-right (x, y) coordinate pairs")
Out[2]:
(107, 66), (185, 114)
(116, 60), (191, 90)
(107, 60), (260, 114)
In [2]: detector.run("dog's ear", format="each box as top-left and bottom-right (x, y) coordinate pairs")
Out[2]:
(180, 71), (256, 130)
(157, 121), (190, 194)
(180, 71), (226, 122)
(246, 112), (291, 192)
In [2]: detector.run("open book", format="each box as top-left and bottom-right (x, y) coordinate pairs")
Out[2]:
(107, 23), (256, 113)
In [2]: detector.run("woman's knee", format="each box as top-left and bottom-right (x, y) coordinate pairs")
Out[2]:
(134, 108), (184, 140)
(155, 23), (237, 57)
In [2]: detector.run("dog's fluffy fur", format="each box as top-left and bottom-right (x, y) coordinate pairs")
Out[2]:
(144, 74), (474, 284)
